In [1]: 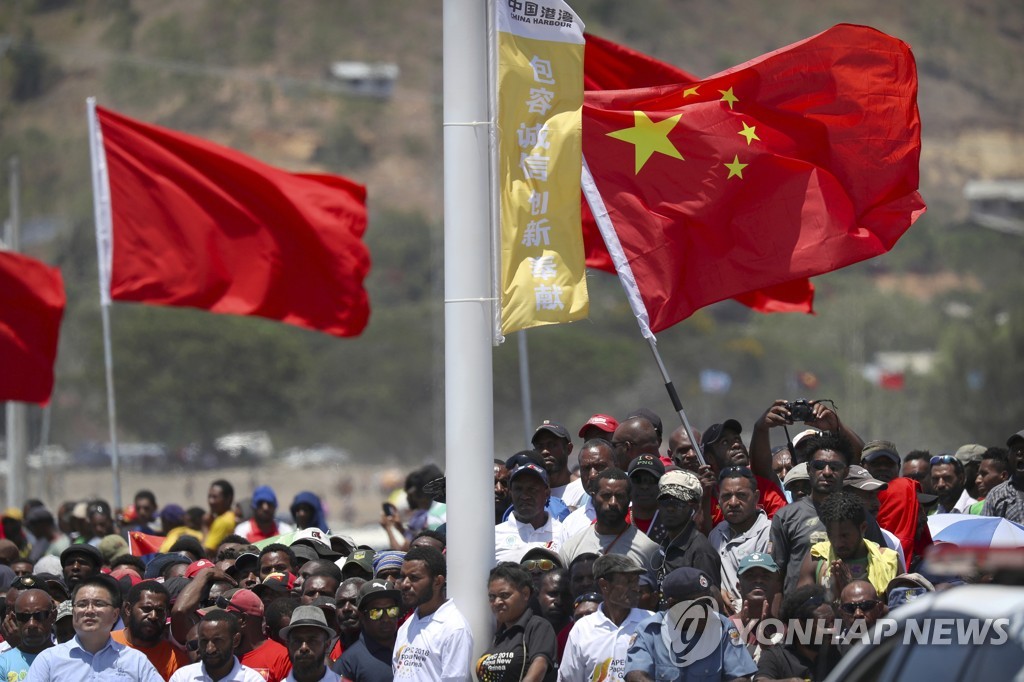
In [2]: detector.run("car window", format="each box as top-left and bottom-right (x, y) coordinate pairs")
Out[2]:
(838, 635), (900, 682)
(968, 639), (1024, 680)
(885, 641), (974, 680)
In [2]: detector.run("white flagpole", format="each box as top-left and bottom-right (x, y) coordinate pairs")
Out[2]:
(581, 156), (706, 466)
(517, 331), (533, 447)
(86, 98), (123, 512)
(443, 0), (495, 663)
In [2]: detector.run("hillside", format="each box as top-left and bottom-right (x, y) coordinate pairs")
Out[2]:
(1, 0), (1023, 472)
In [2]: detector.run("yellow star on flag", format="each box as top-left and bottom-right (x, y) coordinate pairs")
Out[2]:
(683, 86), (700, 97)
(738, 121), (760, 145)
(724, 155), (748, 179)
(607, 111), (684, 174)
(719, 87), (738, 110)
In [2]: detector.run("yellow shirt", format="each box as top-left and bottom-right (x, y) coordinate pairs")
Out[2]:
(204, 510), (237, 551)
(159, 526), (204, 553)
(810, 537), (899, 597)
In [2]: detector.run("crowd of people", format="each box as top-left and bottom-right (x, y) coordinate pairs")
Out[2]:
(0, 398), (1021, 681)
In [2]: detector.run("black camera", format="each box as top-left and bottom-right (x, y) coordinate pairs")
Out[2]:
(785, 399), (815, 422)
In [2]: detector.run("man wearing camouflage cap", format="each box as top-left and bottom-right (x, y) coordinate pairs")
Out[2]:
(655, 470), (721, 590)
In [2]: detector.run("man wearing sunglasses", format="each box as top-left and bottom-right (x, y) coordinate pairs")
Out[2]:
(0, 588), (54, 679)
(836, 579), (887, 653)
(334, 581), (400, 681)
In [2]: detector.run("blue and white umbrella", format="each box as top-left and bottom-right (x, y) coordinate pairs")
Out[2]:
(927, 514), (1024, 548)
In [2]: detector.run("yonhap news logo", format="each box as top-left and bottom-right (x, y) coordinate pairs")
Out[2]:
(660, 596), (723, 665)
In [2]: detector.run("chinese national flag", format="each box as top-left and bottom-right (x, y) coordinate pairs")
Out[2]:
(583, 24), (925, 333)
(583, 32), (816, 315)
(0, 251), (65, 404)
(94, 105), (370, 337)
(127, 530), (165, 557)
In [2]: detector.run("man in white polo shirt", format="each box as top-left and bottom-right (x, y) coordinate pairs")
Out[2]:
(495, 455), (565, 562)
(393, 546), (473, 681)
(558, 554), (653, 682)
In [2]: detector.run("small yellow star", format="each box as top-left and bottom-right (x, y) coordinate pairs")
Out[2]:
(719, 87), (738, 110)
(724, 155), (748, 179)
(738, 121), (760, 145)
(607, 111), (684, 174)
(683, 86), (700, 98)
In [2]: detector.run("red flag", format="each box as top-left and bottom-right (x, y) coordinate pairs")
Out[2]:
(582, 24), (925, 333)
(94, 105), (370, 337)
(128, 530), (165, 557)
(0, 251), (65, 404)
(583, 33), (815, 315)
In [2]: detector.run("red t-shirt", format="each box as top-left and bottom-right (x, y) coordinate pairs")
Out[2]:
(710, 475), (787, 526)
(241, 639), (292, 682)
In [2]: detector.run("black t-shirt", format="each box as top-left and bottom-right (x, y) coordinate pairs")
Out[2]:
(476, 608), (557, 682)
(333, 632), (394, 682)
(756, 643), (842, 682)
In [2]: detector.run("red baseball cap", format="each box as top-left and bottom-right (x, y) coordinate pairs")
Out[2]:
(223, 588), (264, 618)
(185, 559), (216, 579)
(579, 414), (619, 438)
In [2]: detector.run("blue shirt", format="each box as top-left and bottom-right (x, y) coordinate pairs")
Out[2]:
(332, 633), (394, 682)
(626, 611), (757, 682)
(26, 635), (163, 681)
(0, 646), (40, 679)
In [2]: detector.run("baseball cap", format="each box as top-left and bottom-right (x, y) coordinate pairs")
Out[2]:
(862, 440), (900, 465)
(357, 579), (402, 609)
(702, 419), (742, 448)
(251, 485), (278, 508)
(252, 572), (297, 597)
(98, 534), (129, 564)
(532, 420), (570, 442)
(159, 504), (185, 526)
(737, 552), (780, 575)
(60, 544), (103, 569)
(954, 444), (986, 466)
(144, 553), (191, 580)
(657, 470), (702, 503)
(520, 546), (562, 568)
(1007, 429), (1024, 448)
(661, 567), (712, 599)
(229, 552), (259, 579)
(579, 414), (618, 438)
(627, 454), (665, 479)
(843, 465), (888, 492)
(221, 588), (264, 617)
(280, 605), (335, 640)
(185, 559), (216, 579)
(56, 600), (73, 622)
(508, 462), (550, 486)
(342, 549), (376, 578)
(783, 462), (809, 489)
(625, 408), (663, 440)
(592, 554), (644, 582)
(792, 428), (822, 447)
(886, 572), (935, 592)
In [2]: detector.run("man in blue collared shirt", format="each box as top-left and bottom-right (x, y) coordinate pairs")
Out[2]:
(28, 573), (162, 681)
(625, 567), (756, 682)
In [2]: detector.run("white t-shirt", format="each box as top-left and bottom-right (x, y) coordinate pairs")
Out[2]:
(881, 528), (907, 573)
(558, 605), (653, 682)
(169, 658), (266, 682)
(560, 500), (596, 539)
(494, 514), (565, 563)
(285, 669), (341, 682)
(560, 479), (589, 509)
(393, 599), (474, 681)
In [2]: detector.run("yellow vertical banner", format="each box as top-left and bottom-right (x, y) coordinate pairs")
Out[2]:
(497, 0), (588, 335)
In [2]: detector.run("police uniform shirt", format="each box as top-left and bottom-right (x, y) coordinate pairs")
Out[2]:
(625, 611), (757, 682)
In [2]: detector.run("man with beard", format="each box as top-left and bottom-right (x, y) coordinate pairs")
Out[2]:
(983, 430), (1024, 523)
(31, 574), (162, 680)
(561, 440), (615, 538)
(280, 605), (340, 682)
(113, 581), (189, 678)
(770, 434), (888, 593)
(495, 458), (565, 562)
(170, 610), (264, 681)
(930, 454), (977, 514)
(653, 470), (721, 590)
(393, 546), (473, 680)
(627, 455), (667, 543)
(0, 588), (55, 678)
(531, 421), (575, 502)
(334, 578), (366, 657)
(559, 470), (660, 579)
(334, 581), (401, 681)
(709, 467), (771, 610)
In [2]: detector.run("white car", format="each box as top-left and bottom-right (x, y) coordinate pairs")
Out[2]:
(824, 584), (1024, 681)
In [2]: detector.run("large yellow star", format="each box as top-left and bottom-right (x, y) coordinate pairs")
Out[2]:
(683, 86), (700, 98)
(607, 111), (684, 174)
(719, 87), (738, 110)
(724, 155), (748, 179)
(738, 121), (760, 145)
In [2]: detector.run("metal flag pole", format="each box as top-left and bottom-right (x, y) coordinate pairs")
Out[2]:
(580, 156), (705, 466)
(517, 331), (533, 446)
(86, 98), (123, 511)
(443, 0), (496, 664)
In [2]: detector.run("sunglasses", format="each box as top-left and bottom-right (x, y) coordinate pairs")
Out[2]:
(573, 592), (603, 609)
(521, 559), (558, 573)
(809, 459), (847, 472)
(930, 455), (959, 466)
(366, 606), (400, 621)
(840, 600), (880, 615)
(15, 610), (51, 623)
(718, 465), (755, 481)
